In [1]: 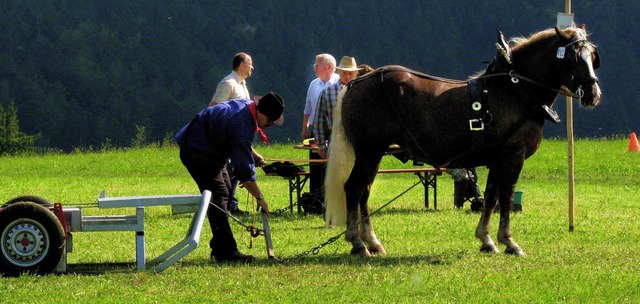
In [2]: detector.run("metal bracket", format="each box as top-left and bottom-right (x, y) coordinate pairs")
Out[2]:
(469, 119), (485, 131)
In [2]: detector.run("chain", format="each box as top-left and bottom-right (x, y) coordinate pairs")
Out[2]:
(272, 180), (422, 263)
(277, 234), (344, 263)
(270, 202), (298, 215)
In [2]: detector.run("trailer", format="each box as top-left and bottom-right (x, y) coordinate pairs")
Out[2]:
(0, 190), (211, 277)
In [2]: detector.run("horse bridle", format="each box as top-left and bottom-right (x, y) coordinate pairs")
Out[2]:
(481, 37), (599, 100)
(558, 39), (600, 98)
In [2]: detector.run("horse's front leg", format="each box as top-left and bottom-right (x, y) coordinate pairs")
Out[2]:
(358, 182), (386, 255)
(495, 159), (525, 256)
(476, 169), (500, 253)
(497, 184), (525, 256)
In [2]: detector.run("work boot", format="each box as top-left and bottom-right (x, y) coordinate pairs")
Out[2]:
(213, 251), (255, 264)
(229, 207), (249, 216)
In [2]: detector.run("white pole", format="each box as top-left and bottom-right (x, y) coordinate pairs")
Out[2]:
(565, 0), (575, 232)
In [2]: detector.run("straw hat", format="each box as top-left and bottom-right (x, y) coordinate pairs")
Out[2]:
(336, 56), (361, 72)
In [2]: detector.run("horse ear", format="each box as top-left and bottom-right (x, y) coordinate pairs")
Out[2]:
(579, 23), (590, 39)
(554, 26), (572, 41)
(495, 30), (512, 65)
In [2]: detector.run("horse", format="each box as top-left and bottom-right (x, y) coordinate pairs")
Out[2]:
(324, 25), (601, 257)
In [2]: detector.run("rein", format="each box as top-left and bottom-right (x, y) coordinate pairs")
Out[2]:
(476, 70), (584, 99)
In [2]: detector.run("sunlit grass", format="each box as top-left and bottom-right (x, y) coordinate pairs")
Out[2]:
(0, 139), (639, 303)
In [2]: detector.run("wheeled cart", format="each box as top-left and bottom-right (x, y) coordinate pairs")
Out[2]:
(0, 190), (211, 276)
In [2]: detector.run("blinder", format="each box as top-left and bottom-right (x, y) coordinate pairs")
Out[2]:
(557, 39), (600, 95)
(592, 50), (600, 69)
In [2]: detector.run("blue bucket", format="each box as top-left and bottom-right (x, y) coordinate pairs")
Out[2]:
(513, 190), (524, 212)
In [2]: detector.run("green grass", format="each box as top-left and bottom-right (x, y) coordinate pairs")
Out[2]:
(1, 139), (639, 303)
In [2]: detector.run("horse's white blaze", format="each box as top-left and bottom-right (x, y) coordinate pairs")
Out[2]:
(575, 27), (601, 104)
(579, 47), (602, 105)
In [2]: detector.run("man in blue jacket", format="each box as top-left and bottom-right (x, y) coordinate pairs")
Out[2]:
(175, 92), (284, 263)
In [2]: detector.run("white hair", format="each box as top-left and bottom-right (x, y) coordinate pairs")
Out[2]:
(316, 53), (337, 72)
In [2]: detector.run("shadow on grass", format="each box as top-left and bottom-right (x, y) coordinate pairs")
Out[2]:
(58, 249), (467, 276)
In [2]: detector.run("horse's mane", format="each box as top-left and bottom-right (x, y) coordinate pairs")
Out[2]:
(510, 28), (557, 48)
(469, 26), (593, 80)
(510, 26), (591, 50)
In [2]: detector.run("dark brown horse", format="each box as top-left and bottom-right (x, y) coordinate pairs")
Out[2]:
(324, 25), (601, 257)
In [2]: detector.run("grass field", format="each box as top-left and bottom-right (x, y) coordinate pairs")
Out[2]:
(0, 138), (639, 303)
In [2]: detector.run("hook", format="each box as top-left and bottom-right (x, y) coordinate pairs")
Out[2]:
(575, 86), (584, 99)
(509, 71), (519, 84)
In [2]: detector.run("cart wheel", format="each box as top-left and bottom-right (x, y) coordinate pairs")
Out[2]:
(0, 202), (65, 277)
(3, 195), (53, 208)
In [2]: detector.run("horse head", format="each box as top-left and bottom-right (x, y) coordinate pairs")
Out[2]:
(554, 25), (602, 108)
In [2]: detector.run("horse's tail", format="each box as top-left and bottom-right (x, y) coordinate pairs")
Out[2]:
(324, 88), (354, 227)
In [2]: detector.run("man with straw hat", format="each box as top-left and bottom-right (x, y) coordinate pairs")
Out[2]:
(311, 56), (361, 159)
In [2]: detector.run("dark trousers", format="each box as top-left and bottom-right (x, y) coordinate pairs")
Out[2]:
(309, 150), (325, 193)
(180, 150), (238, 257)
(227, 160), (240, 210)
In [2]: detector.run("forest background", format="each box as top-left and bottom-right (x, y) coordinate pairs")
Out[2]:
(1, 1), (636, 151)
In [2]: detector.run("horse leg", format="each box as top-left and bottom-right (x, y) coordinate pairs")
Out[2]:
(475, 168), (500, 253)
(496, 162), (525, 256)
(358, 182), (386, 255)
(344, 155), (382, 257)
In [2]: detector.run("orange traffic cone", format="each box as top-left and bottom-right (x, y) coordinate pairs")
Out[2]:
(628, 132), (640, 152)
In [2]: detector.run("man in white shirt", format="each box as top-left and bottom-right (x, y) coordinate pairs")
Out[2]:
(302, 54), (339, 140)
(209, 52), (253, 106)
(208, 52), (256, 215)
(301, 54), (339, 193)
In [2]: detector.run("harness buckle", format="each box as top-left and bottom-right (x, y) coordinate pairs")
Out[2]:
(469, 119), (485, 131)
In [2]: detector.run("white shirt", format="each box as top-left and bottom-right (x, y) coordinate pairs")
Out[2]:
(210, 71), (250, 104)
(303, 73), (339, 125)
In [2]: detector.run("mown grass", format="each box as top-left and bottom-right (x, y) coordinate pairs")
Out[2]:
(0, 139), (639, 303)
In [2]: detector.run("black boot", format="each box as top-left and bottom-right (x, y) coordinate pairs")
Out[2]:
(213, 251), (255, 264)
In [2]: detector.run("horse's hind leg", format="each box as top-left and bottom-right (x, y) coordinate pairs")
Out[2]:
(476, 168), (500, 253)
(344, 154), (382, 257)
(358, 183), (386, 255)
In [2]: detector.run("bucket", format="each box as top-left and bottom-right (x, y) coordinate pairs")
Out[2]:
(513, 190), (524, 212)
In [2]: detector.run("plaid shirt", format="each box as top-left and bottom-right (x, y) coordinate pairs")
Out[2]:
(310, 82), (345, 149)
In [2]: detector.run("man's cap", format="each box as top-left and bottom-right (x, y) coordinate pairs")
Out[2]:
(256, 92), (285, 126)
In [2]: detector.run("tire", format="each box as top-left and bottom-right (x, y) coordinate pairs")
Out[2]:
(3, 195), (53, 208)
(0, 202), (65, 277)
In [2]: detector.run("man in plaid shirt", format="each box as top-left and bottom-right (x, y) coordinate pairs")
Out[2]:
(311, 56), (361, 159)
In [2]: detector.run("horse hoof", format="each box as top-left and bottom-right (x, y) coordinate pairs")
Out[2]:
(480, 245), (500, 254)
(350, 247), (372, 257)
(368, 244), (387, 255)
(505, 247), (526, 257)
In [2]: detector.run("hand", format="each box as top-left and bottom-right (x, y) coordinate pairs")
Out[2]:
(318, 148), (328, 159)
(255, 156), (267, 167)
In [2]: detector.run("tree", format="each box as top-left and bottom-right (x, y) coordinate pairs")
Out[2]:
(0, 100), (40, 155)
